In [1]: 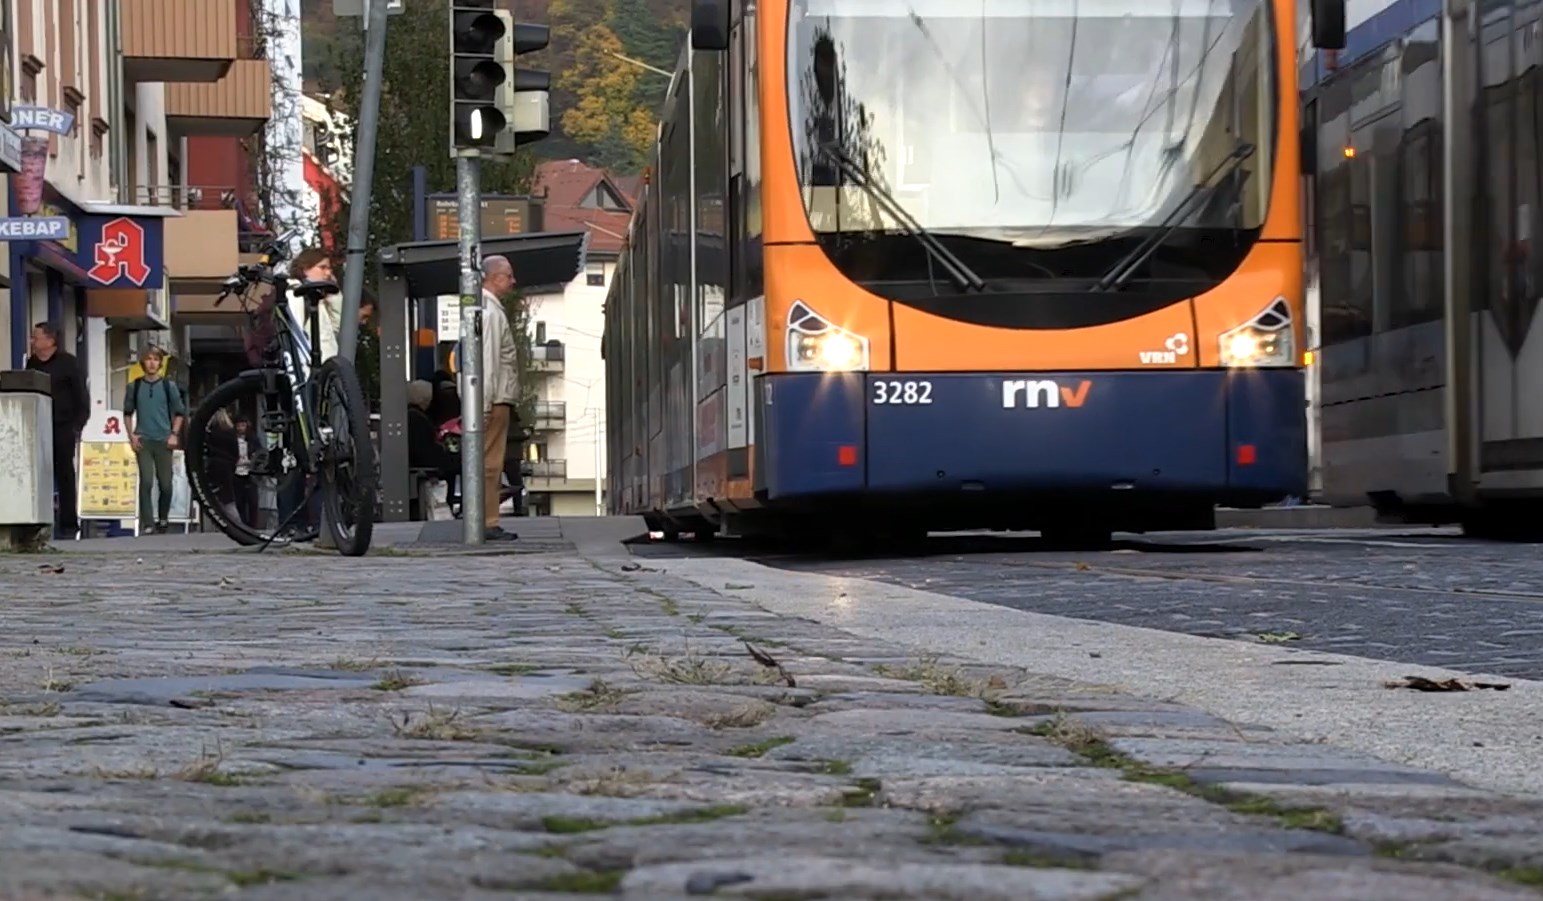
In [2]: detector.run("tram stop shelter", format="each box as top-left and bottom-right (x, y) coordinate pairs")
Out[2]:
(375, 231), (589, 522)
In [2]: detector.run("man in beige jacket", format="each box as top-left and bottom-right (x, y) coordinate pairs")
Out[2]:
(479, 255), (521, 541)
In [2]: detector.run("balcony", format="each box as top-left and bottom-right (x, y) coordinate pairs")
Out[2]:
(533, 401), (566, 431)
(122, 0), (238, 83)
(144, 185), (242, 294)
(527, 459), (567, 481)
(531, 341), (565, 372)
(165, 54), (272, 137)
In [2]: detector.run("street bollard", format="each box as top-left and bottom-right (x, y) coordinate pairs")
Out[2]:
(0, 370), (57, 551)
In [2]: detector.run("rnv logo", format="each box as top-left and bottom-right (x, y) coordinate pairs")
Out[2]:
(1001, 379), (1092, 409)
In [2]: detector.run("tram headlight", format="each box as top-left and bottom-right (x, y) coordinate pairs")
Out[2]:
(1219, 297), (1295, 368)
(787, 300), (870, 372)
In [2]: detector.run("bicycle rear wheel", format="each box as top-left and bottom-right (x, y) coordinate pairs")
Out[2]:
(316, 357), (377, 556)
(185, 372), (319, 547)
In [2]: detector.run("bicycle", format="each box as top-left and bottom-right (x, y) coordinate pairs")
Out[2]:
(182, 230), (378, 556)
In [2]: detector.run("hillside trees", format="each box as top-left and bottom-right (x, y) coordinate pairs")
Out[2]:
(324, 0), (540, 408)
(305, 0), (685, 174)
(326, 0), (537, 258)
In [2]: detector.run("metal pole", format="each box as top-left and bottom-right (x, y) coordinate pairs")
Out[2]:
(337, 0), (391, 362)
(458, 153), (485, 544)
(1442, 0), (1477, 504)
(593, 409), (602, 516)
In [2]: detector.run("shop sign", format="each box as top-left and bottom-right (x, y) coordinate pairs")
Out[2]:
(0, 121), (19, 172)
(75, 215), (165, 290)
(11, 105), (75, 135)
(38, 203), (76, 252)
(0, 216), (69, 240)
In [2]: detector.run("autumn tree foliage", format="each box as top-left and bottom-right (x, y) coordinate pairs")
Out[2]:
(304, 0), (685, 175)
(545, 0), (683, 172)
(326, 0), (537, 259)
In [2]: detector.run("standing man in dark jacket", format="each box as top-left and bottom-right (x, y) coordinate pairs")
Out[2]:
(25, 322), (92, 538)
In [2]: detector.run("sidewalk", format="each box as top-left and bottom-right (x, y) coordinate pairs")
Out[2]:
(1, 540), (1541, 898)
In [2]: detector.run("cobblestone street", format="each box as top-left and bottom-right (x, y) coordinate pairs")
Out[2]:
(3, 541), (1543, 899)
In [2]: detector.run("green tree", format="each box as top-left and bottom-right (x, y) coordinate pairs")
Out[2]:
(327, 0), (540, 407)
(606, 0), (680, 110)
(328, 0), (537, 270)
(504, 290), (539, 428)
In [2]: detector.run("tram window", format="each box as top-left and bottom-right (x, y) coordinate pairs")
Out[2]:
(1521, 67), (1541, 305)
(1482, 80), (1513, 317)
(693, 51), (728, 334)
(1316, 77), (1365, 346)
(742, 3), (764, 298)
(1393, 126), (1443, 329)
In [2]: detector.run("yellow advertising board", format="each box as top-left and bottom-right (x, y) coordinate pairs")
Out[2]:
(77, 439), (138, 520)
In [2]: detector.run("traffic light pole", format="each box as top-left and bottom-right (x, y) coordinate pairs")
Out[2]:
(338, 0), (390, 362)
(457, 152), (486, 544)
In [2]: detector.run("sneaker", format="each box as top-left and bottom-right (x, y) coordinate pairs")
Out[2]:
(155, 520), (169, 533)
(484, 526), (519, 542)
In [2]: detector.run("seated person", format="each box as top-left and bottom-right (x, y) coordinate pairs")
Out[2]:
(407, 380), (457, 481)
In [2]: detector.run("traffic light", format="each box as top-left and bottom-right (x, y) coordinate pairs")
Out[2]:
(449, 1), (509, 152)
(507, 22), (551, 146)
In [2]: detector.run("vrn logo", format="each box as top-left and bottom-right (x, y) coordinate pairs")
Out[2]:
(1001, 379), (1092, 409)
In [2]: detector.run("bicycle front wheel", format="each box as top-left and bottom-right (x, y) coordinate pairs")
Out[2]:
(185, 372), (319, 547)
(316, 357), (377, 556)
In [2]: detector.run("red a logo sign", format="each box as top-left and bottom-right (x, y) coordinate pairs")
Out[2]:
(103, 416), (122, 435)
(88, 217), (152, 286)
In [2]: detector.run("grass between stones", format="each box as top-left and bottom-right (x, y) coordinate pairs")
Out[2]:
(839, 777), (884, 807)
(131, 856), (302, 888)
(727, 736), (795, 757)
(529, 869), (627, 893)
(1023, 716), (1346, 835)
(539, 804), (749, 834)
(372, 669), (426, 692)
(923, 813), (1096, 870)
(1375, 843), (1543, 889)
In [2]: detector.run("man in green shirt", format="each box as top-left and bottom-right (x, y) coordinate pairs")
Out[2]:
(124, 346), (186, 534)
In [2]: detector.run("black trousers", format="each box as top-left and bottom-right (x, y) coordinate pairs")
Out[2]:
(53, 426), (79, 535)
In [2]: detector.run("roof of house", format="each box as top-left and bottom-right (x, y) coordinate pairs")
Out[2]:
(534, 159), (636, 255)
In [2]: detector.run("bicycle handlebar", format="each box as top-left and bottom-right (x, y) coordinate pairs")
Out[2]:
(213, 227), (302, 307)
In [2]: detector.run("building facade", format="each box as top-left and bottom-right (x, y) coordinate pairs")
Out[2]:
(519, 159), (629, 517)
(2, 0), (283, 530)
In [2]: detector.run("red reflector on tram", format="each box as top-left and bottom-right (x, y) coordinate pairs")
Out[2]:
(837, 445), (858, 467)
(1236, 444), (1257, 465)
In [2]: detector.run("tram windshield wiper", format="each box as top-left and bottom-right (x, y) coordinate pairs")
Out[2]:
(1092, 142), (1256, 293)
(818, 142), (987, 293)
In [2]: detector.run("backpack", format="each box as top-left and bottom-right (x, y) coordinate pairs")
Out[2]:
(128, 377), (185, 437)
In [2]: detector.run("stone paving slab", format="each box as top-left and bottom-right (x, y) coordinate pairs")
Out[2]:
(1, 550), (1541, 898)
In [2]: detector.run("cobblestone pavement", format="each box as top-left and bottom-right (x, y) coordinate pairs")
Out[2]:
(678, 529), (1543, 681)
(3, 545), (1543, 898)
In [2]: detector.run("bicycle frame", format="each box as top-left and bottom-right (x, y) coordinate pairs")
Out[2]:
(254, 285), (331, 479)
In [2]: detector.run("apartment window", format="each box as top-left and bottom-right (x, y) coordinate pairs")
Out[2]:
(535, 321), (547, 344)
(585, 262), (606, 287)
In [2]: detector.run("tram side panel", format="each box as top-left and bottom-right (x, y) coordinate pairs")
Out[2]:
(1312, 17), (1452, 511)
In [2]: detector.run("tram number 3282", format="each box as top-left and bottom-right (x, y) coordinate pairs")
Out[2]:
(872, 380), (934, 405)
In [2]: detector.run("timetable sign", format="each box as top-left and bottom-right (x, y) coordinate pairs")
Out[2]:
(430, 197), (536, 242)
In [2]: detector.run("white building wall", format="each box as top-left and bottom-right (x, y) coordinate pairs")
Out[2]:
(25, 0), (115, 208)
(524, 258), (612, 514)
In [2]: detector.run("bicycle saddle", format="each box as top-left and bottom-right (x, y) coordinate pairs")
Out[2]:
(292, 279), (339, 300)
